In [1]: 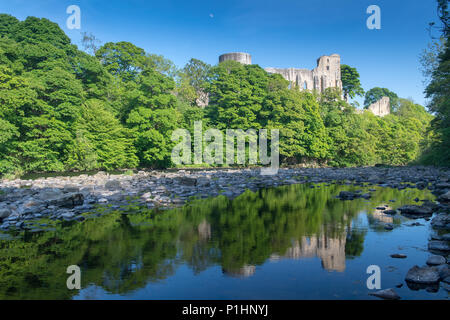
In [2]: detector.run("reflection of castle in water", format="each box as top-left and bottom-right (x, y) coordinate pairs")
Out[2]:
(270, 234), (347, 272)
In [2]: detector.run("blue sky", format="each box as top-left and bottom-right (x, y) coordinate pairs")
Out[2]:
(0, 0), (441, 106)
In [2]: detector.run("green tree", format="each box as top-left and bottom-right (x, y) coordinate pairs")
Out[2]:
(364, 87), (400, 112)
(340, 64), (364, 101)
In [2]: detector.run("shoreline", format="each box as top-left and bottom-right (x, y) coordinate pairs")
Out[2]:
(0, 166), (449, 231)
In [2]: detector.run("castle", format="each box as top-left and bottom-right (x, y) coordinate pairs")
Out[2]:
(217, 52), (389, 116)
(219, 52), (342, 94)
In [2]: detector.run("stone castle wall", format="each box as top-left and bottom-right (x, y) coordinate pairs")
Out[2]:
(264, 54), (343, 94)
(368, 96), (390, 117)
(219, 52), (252, 65)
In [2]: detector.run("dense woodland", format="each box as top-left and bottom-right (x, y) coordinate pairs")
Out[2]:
(0, 5), (447, 178)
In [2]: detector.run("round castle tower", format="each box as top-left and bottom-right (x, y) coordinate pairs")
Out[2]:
(219, 52), (252, 65)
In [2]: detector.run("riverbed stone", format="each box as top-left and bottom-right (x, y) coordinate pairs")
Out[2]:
(0, 208), (11, 220)
(105, 180), (122, 190)
(426, 255), (446, 266)
(397, 205), (433, 217)
(47, 193), (84, 208)
(368, 288), (400, 300)
(405, 265), (440, 284)
(439, 191), (450, 203)
(428, 240), (450, 252)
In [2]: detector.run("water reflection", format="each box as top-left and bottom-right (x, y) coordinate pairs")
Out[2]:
(0, 183), (436, 299)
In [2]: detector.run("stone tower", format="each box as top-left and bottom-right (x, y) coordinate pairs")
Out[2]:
(264, 54), (343, 94)
(368, 96), (390, 117)
(219, 52), (252, 65)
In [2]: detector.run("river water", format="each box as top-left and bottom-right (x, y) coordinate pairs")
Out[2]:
(0, 183), (448, 299)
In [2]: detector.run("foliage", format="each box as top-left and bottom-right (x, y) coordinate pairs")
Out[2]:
(364, 87), (400, 112)
(340, 64), (364, 101)
(0, 13), (440, 177)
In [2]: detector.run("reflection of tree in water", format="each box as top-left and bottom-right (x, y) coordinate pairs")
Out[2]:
(0, 183), (434, 298)
(345, 228), (367, 259)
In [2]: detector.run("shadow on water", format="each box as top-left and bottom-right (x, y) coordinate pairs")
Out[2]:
(0, 183), (444, 300)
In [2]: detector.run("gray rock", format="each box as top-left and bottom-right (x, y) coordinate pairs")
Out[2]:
(47, 193), (84, 208)
(397, 205), (433, 216)
(176, 177), (197, 186)
(337, 191), (360, 200)
(0, 208), (11, 220)
(405, 265), (440, 284)
(426, 255), (446, 266)
(368, 288), (400, 300)
(438, 190), (450, 203)
(437, 264), (450, 279)
(428, 240), (450, 252)
(105, 180), (122, 190)
(384, 209), (397, 215)
(431, 213), (450, 229)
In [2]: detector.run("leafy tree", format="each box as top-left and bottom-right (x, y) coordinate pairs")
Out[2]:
(340, 64), (364, 101)
(421, 0), (450, 166)
(364, 87), (400, 112)
(95, 42), (146, 81)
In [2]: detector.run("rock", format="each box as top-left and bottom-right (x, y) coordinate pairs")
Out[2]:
(47, 193), (84, 208)
(397, 205), (433, 217)
(196, 177), (210, 187)
(390, 254), (407, 259)
(442, 276), (450, 284)
(36, 188), (63, 200)
(442, 233), (450, 241)
(368, 288), (400, 300)
(438, 190), (450, 203)
(405, 265), (440, 284)
(337, 191), (360, 200)
(376, 206), (386, 210)
(105, 180), (122, 190)
(431, 213), (450, 229)
(384, 224), (394, 230)
(426, 255), (446, 266)
(428, 240), (450, 252)
(0, 208), (11, 220)
(98, 198), (108, 204)
(437, 264), (450, 279)
(176, 177), (197, 186)
(361, 193), (371, 199)
(384, 209), (397, 215)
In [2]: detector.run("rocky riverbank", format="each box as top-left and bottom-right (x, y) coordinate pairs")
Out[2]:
(0, 165), (449, 297)
(0, 166), (449, 230)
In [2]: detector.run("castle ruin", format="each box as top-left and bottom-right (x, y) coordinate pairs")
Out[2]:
(264, 54), (343, 94)
(219, 52), (343, 94)
(367, 96), (390, 117)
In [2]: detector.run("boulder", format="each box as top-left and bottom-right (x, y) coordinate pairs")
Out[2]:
(105, 180), (122, 190)
(0, 208), (11, 220)
(438, 190), (450, 203)
(437, 264), (450, 280)
(46, 193), (84, 208)
(176, 177), (197, 186)
(428, 240), (450, 252)
(431, 213), (450, 229)
(397, 205), (433, 216)
(337, 191), (360, 200)
(405, 265), (440, 284)
(368, 288), (400, 300)
(426, 255), (446, 266)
